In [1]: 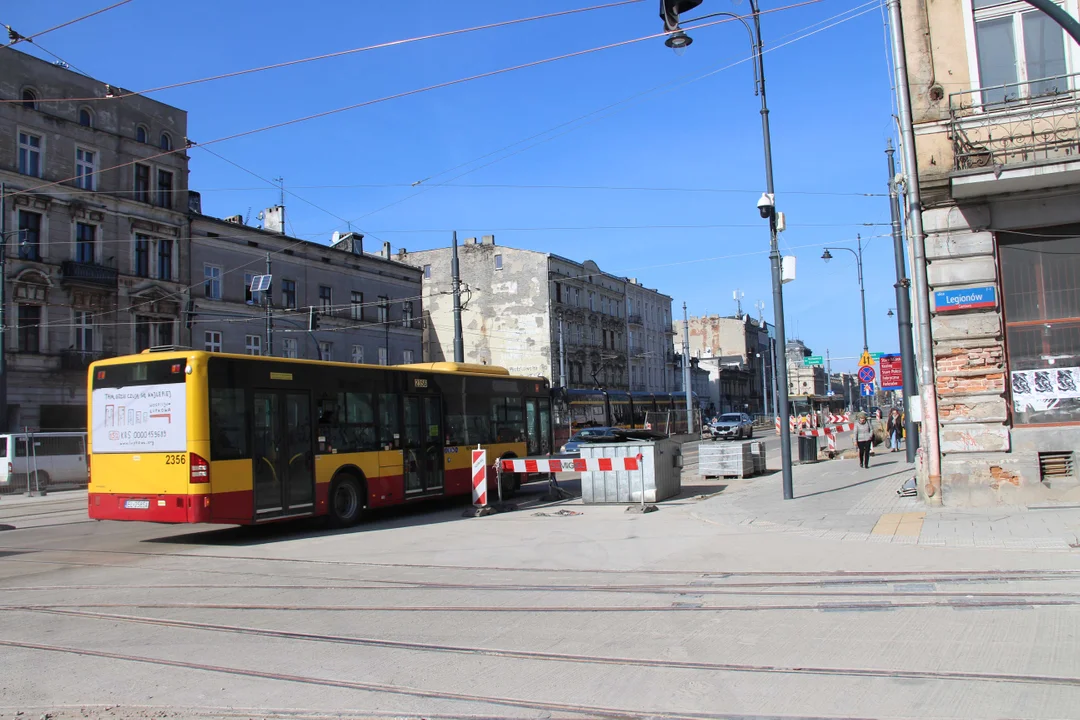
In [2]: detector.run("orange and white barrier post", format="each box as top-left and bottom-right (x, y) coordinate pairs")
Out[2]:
(471, 446), (487, 508)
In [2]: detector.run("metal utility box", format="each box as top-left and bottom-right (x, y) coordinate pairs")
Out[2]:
(579, 440), (681, 504)
(798, 435), (819, 463)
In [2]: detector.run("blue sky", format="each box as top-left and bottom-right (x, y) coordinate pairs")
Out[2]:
(8, 0), (904, 371)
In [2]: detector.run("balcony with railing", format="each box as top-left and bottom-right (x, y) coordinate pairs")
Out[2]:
(61, 261), (119, 288)
(627, 313), (644, 327)
(949, 72), (1080, 198)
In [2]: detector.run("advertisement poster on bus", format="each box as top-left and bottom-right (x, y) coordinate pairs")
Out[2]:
(91, 384), (187, 453)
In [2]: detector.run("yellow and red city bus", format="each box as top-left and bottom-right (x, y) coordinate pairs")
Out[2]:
(87, 350), (552, 525)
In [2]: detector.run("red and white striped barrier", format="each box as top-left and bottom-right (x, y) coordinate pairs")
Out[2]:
(775, 416), (798, 435)
(827, 413), (851, 424)
(797, 422), (855, 438)
(471, 448), (487, 507)
(500, 455), (643, 474)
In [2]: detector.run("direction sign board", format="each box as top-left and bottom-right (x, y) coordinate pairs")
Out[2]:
(934, 286), (997, 313)
(879, 354), (903, 390)
(803, 355), (823, 367)
(857, 365), (876, 384)
(860, 382), (875, 396)
(870, 352), (885, 360)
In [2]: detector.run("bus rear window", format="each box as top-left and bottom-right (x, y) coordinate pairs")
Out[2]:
(93, 359), (186, 389)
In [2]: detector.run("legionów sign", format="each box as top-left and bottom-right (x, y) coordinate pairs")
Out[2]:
(934, 286), (997, 312)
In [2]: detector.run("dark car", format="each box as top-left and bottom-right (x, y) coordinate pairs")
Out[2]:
(706, 413), (753, 441)
(561, 427), (617, 454)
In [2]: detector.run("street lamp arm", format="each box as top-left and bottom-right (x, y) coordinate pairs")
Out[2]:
(678, 10), (760, 92)
(822, 246), (859, 262)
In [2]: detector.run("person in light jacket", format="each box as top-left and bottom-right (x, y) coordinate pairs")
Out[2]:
(854, 412), (874, 468)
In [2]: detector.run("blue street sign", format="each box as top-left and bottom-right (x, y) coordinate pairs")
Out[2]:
(861, 382), (875, 396)
(857, 365), (876, 384)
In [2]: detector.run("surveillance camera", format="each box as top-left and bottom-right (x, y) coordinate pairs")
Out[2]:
(757, 192), (775, 219)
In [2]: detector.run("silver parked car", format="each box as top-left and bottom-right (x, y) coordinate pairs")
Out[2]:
(705, 413), (754, 441)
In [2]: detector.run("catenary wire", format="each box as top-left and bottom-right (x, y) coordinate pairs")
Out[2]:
(0, 2), (821, 208)
(0, 1), (645, 104)
(1, 0), (135, 48)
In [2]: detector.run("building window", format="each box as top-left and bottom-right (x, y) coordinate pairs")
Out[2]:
(282, 337), (297, 359)
(160, 132), (172, 151)
(75, 147), (96, 190)
(74, 311), (94, 353)
(158, 321), (173, 348)
(17, 210), (41, 261)
(157, 239), (172, 280)
(245, 335), (262, 356)
(589, 292), (595, 311)
(402, 301), (413, 327)
(1001, 230), (1080, 425)
(134, 164), (150, 203)
(403, 349), (414, 364)
(555, 282), (562, 303)
(18, 131), (42, 177)
(21, 88), (37, 110)
(204, 264), (222, 299)
(351, 291), (364, 320)
(136, 125), (148, 144)
(244, 272), (255, 304)
(156, 169), (173, 208)
(423, 264), (431, 279)
(378, 296), (389, 324)
(973, 0), (1067, 104)
(134, 235), (150, 277)
(134, 316), (153, 352)
(319, 285), (332, 313)
(79, 108), (93, 128)
(351, 345), (364, 363)
(17, 305), (40, 353)
(495, 254), (503, 270)
(281, 279), (296, 309)
(319, 341), (333, 361)
(75, 223), (95, 264)
(204, 330), (222, 352)
(378, 347), (388, 366)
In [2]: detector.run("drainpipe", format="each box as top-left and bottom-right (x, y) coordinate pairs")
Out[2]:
(886, 0), (942, 501)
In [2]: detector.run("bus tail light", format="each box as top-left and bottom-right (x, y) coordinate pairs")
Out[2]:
(190, 453), (209, 483)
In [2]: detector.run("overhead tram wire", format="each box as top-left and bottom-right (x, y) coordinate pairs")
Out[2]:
(2, 0), (135, 49)
(330, 1), (878, 229)
(0, 0), (646, 104)
(0, 0), (821, 210)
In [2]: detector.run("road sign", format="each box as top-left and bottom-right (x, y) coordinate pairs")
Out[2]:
(859, 350), (873, 366)
(879, 354), (903, 390)
(870, 352), (885, 360)
(861, 382), (875, 396)
(803, 355), (823, 367)
(857, 365), (876, 384)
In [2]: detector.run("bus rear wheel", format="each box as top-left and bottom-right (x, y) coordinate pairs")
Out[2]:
(329, 476), (364, 527)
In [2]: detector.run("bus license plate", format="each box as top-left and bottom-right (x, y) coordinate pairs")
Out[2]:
(124, 499), (150, 510)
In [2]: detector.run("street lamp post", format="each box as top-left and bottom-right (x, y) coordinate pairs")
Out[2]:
(821, 235), (868, 354)
(661, 0), (795, 499)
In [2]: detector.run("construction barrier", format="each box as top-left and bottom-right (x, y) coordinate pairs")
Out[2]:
(797, 422), (855, 438)
(471, 448), (487, 507)
(500, 455), (642, 474)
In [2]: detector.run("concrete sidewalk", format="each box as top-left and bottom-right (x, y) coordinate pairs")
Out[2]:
(690, 453), (1080, 551)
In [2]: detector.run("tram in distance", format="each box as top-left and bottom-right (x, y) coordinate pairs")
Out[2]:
(555, 388), (700, 433)
(87, 350), (552, 526)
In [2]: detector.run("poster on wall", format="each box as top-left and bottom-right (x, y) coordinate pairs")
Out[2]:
(1010, 367), (1080, 412)
(91, 383), (188, 453)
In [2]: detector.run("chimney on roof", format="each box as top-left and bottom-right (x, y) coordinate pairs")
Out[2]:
(188, 191), (202, 214)
(465, 237), (477, 245)
(262, 205), (285, 234)
(382, 241), (391, 259)
(481, 234), (495, 245)
(224, 214), (244, 225)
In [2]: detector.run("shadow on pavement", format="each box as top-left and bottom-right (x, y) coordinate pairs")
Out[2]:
(141, 477), (576, 547)
(795, 465), (913, 500)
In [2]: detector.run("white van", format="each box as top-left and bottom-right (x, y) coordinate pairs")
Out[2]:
(0, 432), (88, 492)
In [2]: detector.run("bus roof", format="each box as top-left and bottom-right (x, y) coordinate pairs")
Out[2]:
(93, 351), (545, 382)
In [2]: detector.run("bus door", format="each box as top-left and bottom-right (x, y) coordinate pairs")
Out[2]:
(403, 395), (444, 494)
(525, 397), (553, 456)
(252, 390), (315, 518)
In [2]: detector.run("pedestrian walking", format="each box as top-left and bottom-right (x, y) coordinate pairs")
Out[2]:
(887, 408), (903, 452)
(854, 411), (874, 468)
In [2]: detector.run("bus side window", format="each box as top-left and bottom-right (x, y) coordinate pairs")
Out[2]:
(210, 389), (248, 459)
(378, 393), (399, 449)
